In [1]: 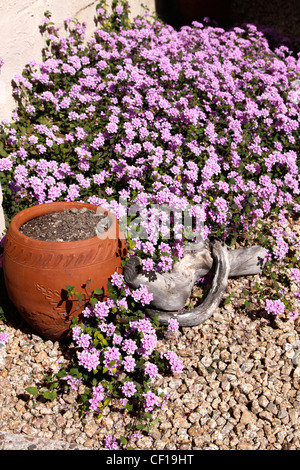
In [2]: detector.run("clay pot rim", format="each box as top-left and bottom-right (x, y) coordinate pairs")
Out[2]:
(7, 201), (121, 248)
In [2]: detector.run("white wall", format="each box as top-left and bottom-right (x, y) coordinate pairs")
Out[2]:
(0, 0), (156, 121)
(0, 0), (155, 237)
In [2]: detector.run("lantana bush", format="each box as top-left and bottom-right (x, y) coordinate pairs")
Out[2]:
(0, 0), (300, 448)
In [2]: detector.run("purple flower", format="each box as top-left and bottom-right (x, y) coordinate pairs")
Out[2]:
(131, 285), (153, 306)
(0, 157), (13, 171)
(139, 333), (157, 357)
(144, 362), (158, 379)
(103, 346), (121, 375)
(64, 375), (82, 391)
(129, 318), (154, 335)
(122, 338), (137, 355)
(290, 268), (300, 283)
(168, 318), (179, 332)
(72, 325), (83, 342)
(77, 348), (100, 372)
(113, 334), (123, 345)
(89, 383), (105, 411)
(142, 258), (155, 271)
(143, 390), (160, 412)
(122, 381), (137, 397)
(0, 332), (9, 345)
(265, 299), (285, 316)
(76, 332), (92, 349)
(122, 355), (136, 372)
(110, 272), (125, 289)
(94, 301), (110, 319)
(104, 435), (119, 450)
(163, 351), (183, 374)
(65, 183), (80, 201)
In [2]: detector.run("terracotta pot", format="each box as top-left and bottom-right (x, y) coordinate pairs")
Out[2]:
(2, 202), (127, 341)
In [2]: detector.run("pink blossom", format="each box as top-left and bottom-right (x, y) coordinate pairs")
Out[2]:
(144, 362), (158, 379)
(0, 332), (9, 345)
(143, 390), (160, 412)
(163, 351), (183, 374)
(290, 268), (300, 283)
(265, 299), (285, 315)
(122, 355), (136, 372)
(168, 318), (179, 332)
(104, 435), (119, 450)
(122, 381), (136, 397)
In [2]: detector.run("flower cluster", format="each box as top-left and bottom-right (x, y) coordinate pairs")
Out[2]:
(265, 298), (285, 315)
(67, 270), (182, 424)
(0, 331), (9, 345)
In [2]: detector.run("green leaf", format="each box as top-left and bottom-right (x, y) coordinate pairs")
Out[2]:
(151, 418), (159, 426)
(56, 369), (67, 378)
(93, 288), (103, 295)
(136, 424), (145, 430)
(65, 285), (75, 296)
(71, 316), (78, 327)
(25, 386), (39, 396)
(90, 297), (98, 307)
(43, 390), (57, 402)
(75, 292), (83, 303)
(70, 367), (81, 377)
(120, 436), (128, 445)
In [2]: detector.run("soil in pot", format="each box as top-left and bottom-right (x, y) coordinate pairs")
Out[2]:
(19, 207), (110, 242)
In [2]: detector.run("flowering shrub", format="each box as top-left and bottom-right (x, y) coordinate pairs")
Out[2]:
(27, 276), (181, 449)
(0, 0), (300, 447)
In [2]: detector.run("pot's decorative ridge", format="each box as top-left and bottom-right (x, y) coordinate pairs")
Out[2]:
(35, 283), (86, 317)
(4, 237), (120, 269)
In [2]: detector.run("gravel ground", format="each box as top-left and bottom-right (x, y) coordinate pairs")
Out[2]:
(0, 258), (299, 451)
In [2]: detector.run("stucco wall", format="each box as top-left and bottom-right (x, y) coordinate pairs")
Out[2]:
(0, 0), (156, 121)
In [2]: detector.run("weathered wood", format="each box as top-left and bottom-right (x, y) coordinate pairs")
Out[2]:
(124, 242), (267, 310)
(145, 240), (230, 327)
(227, 246), (267, 277)
(124, 239), (267, 326)
(124, 254), (196, 311)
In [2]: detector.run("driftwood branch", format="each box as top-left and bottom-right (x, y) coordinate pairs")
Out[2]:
(124, 239), (267, 327)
